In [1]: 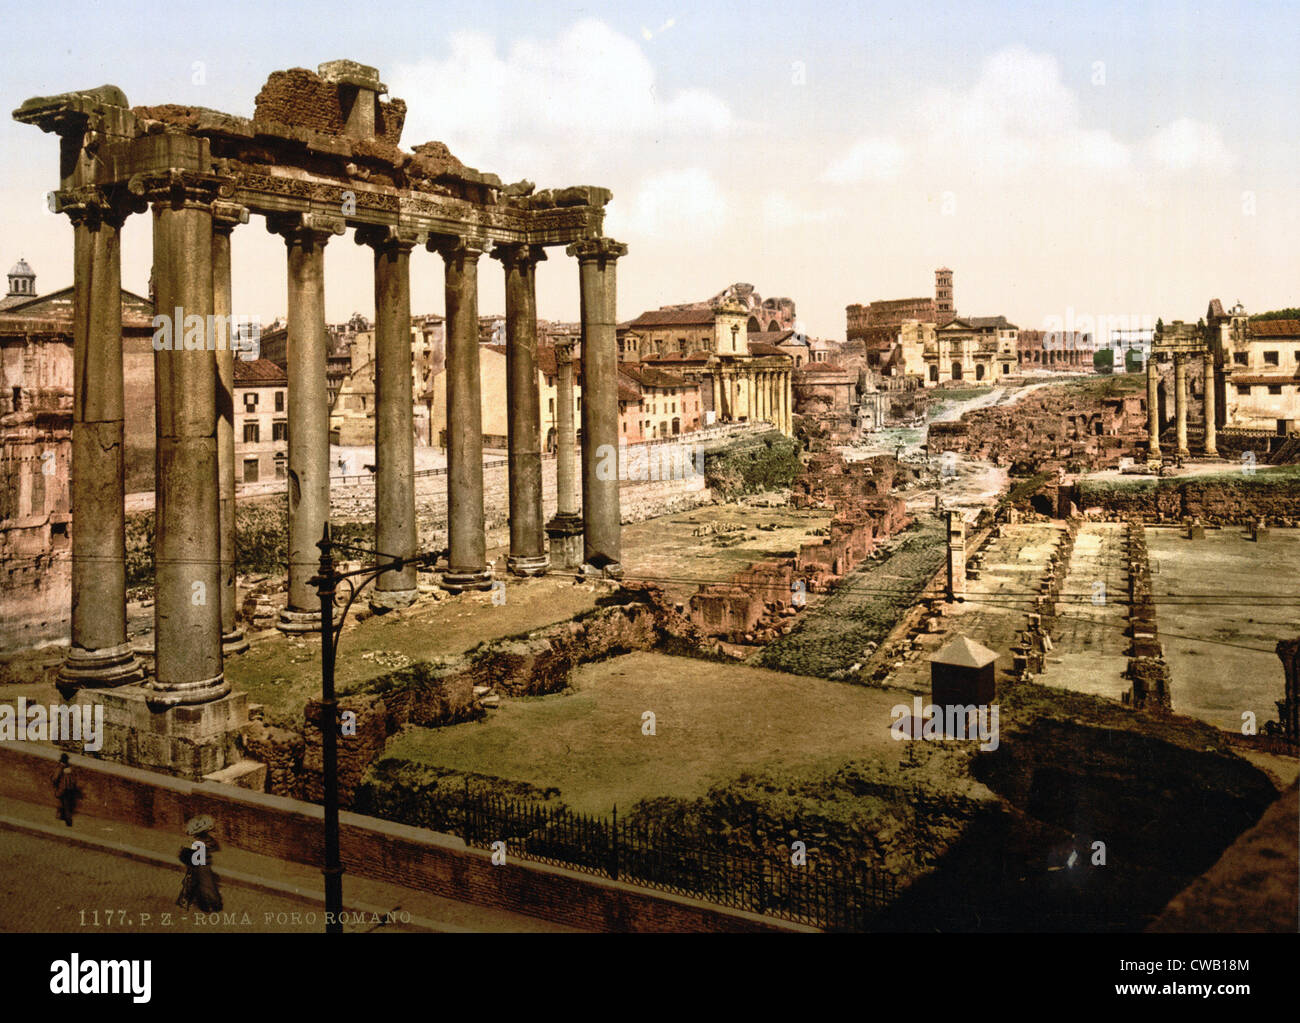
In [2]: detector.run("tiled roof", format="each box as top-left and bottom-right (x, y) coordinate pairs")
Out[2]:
(965, 315), (1018, 330)
(234, 358), (288, 386)
(621, 364), (690, 389)
(1249, 319), (1300, 337)
(1230, 374), (1300, 385)
(628, 306), (716, 328)
(747, 330), (797, 346)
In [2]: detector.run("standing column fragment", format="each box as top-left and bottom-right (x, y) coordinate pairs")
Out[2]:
(1174, 352), (1189, 457)
(1146, 353), (1162, 462)
(546, 340), (584, 569)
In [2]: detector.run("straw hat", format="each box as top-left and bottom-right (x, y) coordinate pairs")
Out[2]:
(184, 815), (215, 836)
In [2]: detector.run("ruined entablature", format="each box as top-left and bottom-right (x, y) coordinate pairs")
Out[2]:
(14, 61), (612, 247)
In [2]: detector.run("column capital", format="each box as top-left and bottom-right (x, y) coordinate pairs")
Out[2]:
(212, 201), (250, 234)
(566, 236), (627, 263)
(554, 339), (576, 367)
(490, 242), (548, 270)
(128, 169), (226, 211)
(50, 185), (144, 228)
(429, 233), (489, 261)
(356, 223), (427, 252)
(269, 210), (346, 244)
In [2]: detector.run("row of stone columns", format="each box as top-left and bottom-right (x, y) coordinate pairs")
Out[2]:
(711, 365), (791, 434)
(58, 183), (627, 695)
(1146, 348), (1219, 462)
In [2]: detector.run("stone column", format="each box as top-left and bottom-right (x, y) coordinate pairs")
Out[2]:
(56, 188), (144, 692)
(546, 340), (583, 568)
(1203, 345), (1218, 457)
(435, 235), (493, 591)
(946, 510), (966, 600)
(361, 226), (424, 608)
(1174, 352), (1189, 457)
(567, 237), (627, 577)
(213, 202), (250, 654)
(146, 174), (228, 707)
(494, 243), (548, 576)
(271, 213), (343, 629)
(1146, 353), (1162, 461)
(710, 372), (721, 422)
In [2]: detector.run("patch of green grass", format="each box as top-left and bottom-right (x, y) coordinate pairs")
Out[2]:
(379, 650), (912, 814)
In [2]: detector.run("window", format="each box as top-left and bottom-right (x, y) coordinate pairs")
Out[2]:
(1268, 385), (1283, 395)
(272, 421), (287, 442)
(244, 393), (258, 410)
(243, 422), (260, 443)
(549, 397), (554, 414)
(275, 390), (285, 412)
(243, 458), (259, 483)
(1236, 384), (1251, 395)
(1264, 351), (1279, 366)
(1233, 352), (1248, 365)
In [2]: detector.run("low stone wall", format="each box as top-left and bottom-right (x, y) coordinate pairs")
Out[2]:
(1074, 473), (1300, 523)
(0, 742), (804, 933)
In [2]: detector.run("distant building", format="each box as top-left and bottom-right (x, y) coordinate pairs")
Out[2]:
(923, 316), (1019, 385)
(233, 358), (288, 483)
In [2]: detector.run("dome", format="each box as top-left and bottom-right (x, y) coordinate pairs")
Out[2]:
(9, 258), (34, 278)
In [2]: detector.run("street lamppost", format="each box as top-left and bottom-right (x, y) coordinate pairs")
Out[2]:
(309, 522), (441, 933)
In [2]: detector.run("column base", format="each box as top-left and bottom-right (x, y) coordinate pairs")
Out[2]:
(57, 642), (146, 694)
(222, 627), (250, 656)
(581, 560), (624, 581)
(64, 684), (249, 780)
(277, 608), (322, 635)
(145, 672), (231, 710)
(369, 587), (419, 612)
(507, 553), (550, 577)
(440, 571), (494, 594)
(546, 515), (585, 571)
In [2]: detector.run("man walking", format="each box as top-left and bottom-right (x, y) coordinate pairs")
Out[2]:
(52, 753), (77, 826)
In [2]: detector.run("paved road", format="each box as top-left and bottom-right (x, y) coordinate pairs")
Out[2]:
(0, 827), (405, 933)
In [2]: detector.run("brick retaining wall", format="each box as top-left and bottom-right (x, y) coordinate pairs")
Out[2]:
(0, 742), (808, 933)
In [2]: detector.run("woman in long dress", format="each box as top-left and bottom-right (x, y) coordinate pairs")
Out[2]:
(177, 817), (223, 912)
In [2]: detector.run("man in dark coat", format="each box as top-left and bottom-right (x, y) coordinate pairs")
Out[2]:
(52, 754), (77, 826)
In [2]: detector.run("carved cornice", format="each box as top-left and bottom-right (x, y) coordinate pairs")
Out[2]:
(490, 242), (547, 271)
(428, 234), (489, 262)
(267, 210), (346, 245)
(49, 185), (144, 228)
(212, 200), (250, 234)
(566, 236), (627, 264)
(355, 223), (426, 252)
(128, 169), (227, 210)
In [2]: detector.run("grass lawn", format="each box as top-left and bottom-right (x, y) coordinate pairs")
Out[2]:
(380, 650), (913, 814)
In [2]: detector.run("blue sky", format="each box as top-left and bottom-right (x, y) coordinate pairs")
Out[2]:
(2, 0), (1297, 337)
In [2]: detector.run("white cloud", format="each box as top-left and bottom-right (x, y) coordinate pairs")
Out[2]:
(607, 168), (729, 240)
(762, 191), (836, 229)
(822, 137), (906, 184)
(1146, 118), (1236, 174)
(389, 19), (733, 180)
(827, 47), (1236, 187)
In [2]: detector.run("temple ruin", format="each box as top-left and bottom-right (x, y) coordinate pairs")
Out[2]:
(14, 60), (626, 778)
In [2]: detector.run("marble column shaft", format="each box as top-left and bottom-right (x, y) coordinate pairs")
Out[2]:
(273, 214), (342, 626)
(1174, 352), (1189, 456)
(59, 194), (144, 689)
(554, 343), (579, 519)
(497, 244), (548, 575)
(1203, 347), (1218, 456)
(213, 203), (249, 653)
(568, 237), (627, 575)
(149, 188), (227, 705)
(438, 237), (492, 591)
(1146, 354), (1162, 458)
(366, 229), (421, 606)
